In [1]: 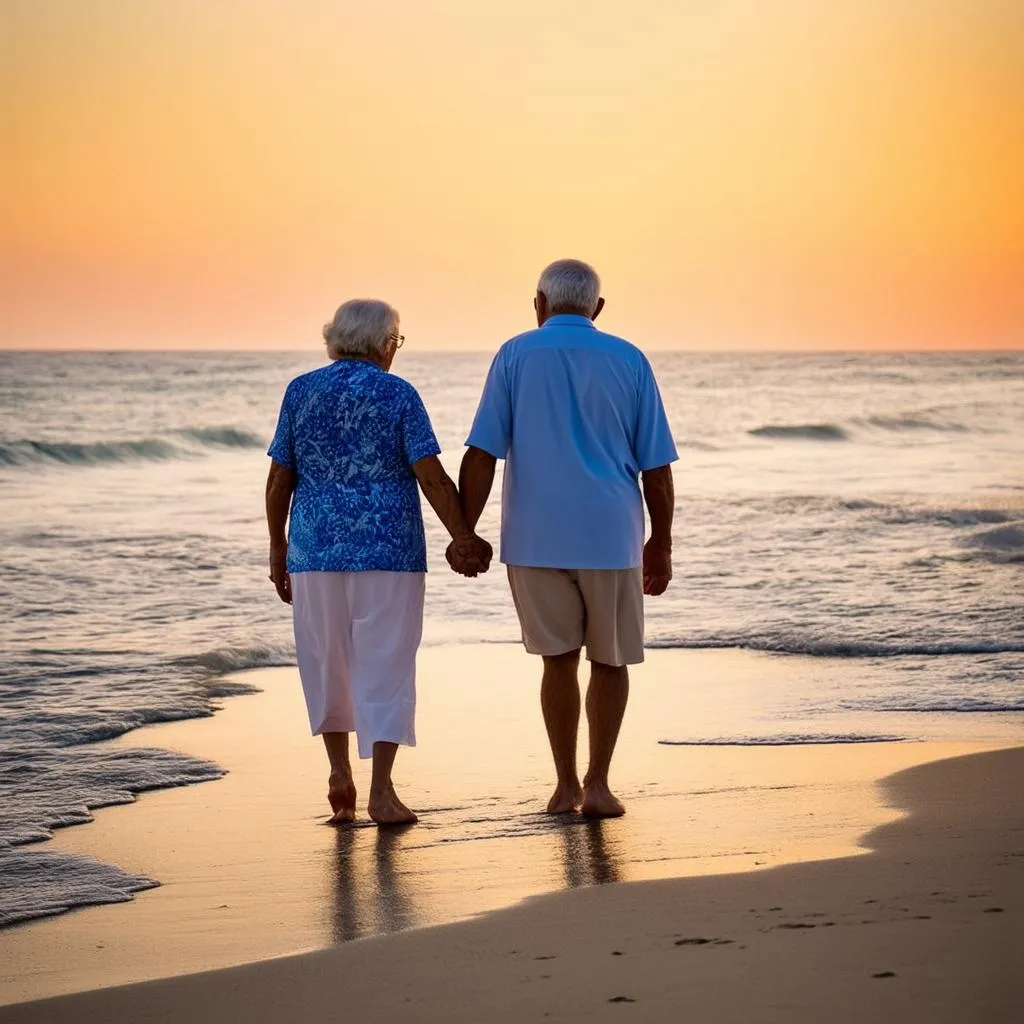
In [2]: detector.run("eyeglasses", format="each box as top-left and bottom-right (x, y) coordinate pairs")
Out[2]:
(390, 333), (405, 349)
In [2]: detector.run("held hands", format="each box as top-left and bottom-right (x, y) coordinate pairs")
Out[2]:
(446, 534), (493, 577)
(643, 538), (672, 596)
(269, 542), (292, 604)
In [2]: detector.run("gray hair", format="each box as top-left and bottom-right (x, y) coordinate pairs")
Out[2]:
(322, 299), (399, 359)
(537, 259), (601, 316)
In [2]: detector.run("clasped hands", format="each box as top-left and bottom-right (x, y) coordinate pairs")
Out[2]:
(446, 533), (493, 577)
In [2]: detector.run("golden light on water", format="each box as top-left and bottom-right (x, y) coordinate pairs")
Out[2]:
(3, 1), (1022, 350)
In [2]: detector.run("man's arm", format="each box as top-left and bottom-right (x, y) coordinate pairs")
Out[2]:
(458, 445), (497, 530)
(412, 455), (492, 576)
(266, 460), (296, 604)
(641, 464), (674, 596)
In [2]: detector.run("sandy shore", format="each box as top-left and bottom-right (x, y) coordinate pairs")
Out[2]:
(0, 646), (1020, 1019)
(2, 744), (1020, 1022)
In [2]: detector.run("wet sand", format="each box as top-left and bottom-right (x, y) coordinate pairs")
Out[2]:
(0, 646), (1019, 1015)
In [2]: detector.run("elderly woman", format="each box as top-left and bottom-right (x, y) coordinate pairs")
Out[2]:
(266, 299), (490, 826)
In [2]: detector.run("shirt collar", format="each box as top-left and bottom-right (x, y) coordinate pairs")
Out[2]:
(542, 314), (597, 329)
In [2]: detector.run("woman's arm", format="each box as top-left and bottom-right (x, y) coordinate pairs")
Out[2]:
(266, 460), (296, 603)
(412, 455), (492, 576)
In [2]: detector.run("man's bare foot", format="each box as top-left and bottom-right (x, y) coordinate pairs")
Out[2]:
(328, 772), (357, 824)
(368, 788), (418, 826)
(546, 781), (584, 814)
(581, 780), (625, 818)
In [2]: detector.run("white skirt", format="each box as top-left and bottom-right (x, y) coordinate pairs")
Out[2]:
(291, 571), (425, 759)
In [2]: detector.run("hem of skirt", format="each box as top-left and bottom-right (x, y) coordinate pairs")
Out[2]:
(355, 736), (417, 760)
(311, 721), (356, 736)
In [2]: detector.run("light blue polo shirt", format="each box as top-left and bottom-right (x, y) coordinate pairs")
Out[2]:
(466, 314), (677, 570)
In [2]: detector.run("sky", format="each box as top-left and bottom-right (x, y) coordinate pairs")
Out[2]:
(2, 0), (1023, 351)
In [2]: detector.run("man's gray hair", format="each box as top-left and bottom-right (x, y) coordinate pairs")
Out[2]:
(322, 299), (399, 359)
(537, 259), (601, 316)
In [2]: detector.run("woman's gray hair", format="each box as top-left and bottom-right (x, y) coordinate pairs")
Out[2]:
(537, 259), (601, 316)
(322, 299), (400, 360)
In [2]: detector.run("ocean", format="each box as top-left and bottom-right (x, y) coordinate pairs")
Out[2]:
(1, 349), (1022, 928)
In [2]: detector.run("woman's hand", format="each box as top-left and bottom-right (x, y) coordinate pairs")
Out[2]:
(446, 534), (493, 577)
(269, 542), (292, 604)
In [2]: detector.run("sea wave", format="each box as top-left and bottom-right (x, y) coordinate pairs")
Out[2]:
(0, 428), (265, 468)
(184, 643), (295, 677)
(748, 423), (848, 441)
(747, 411), (979, 443)
(842, 698), (1024, 714)
(955, 523), (1024, 555)
(855, 413), (968, 433)
(172, 427), (265, 448)
(0, 851), (158, 928)
(718, 495), (1021, 527)
(658, 733), (906, 746)
(646, 636), (1024, 658)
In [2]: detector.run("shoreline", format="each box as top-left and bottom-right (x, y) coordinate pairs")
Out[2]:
(1, 644), (1019, 1008)
(2, 739), (1019, 1021)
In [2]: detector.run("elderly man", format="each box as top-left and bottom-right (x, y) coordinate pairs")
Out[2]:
(454, 260), (677, 818)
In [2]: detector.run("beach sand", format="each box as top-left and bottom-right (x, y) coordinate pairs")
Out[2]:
(0, 646), (1020, 1020)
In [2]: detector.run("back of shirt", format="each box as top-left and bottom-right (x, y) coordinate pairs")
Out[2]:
(268, 360), (440, 573)
(466, 314), (677, 570)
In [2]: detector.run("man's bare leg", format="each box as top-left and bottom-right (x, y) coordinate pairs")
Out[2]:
(582, 662), (629, 818)
(541, 650), (584, 813)
(323, 732), (356, 824)
(368, 741), (418, 825)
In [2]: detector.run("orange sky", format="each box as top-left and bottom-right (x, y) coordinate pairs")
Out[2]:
(2, 0), (1023, 351)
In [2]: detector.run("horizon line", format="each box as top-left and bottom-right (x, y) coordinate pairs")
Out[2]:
(2, 347), (1022, 356)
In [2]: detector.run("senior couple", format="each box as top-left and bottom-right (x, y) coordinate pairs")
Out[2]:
(266, 259), (677, 826)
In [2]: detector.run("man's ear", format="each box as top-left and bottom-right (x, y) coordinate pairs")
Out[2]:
(535, 291), (548, 327)
(592, 297), (605, 321)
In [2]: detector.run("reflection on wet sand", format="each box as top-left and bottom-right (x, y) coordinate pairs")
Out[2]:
(558, 819), (622, 888)
(327, 814), (624, 943)
(329, 826), (420, 942)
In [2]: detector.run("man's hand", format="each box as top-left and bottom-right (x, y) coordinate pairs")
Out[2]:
(446, 535), (493, 577)
(642, 539), (672, 596)
(269, 542), (292, 604)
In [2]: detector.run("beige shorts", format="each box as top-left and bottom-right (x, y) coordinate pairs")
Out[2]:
(506, 565), (645, 667)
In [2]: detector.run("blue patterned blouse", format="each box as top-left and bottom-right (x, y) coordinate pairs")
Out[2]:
(268, 360), (441, 573)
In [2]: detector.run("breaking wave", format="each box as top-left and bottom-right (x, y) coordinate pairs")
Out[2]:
(856, 413), (968, 433)
(646, 636), (1024, 658)
(0, 428), (265, 468)
(748, 423), (848, 441)
(0, 852), (158, 928)
(659, 733), (906, 746)
(954, 523), (1024, 560)
(185, 643), (295, 680)
(748, 411), (977, 443)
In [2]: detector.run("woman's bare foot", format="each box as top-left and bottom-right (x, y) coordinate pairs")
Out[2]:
(546, 780), (584, 814)
(368, 787), (418, 826)
(581, 780), (625, 818)
(328, 772), (357, 824)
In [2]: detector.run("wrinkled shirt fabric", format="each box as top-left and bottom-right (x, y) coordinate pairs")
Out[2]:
(466, 314), (678, 570)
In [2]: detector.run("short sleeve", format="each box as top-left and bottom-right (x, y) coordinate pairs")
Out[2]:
(401, 388), (442, 466)
(267, 387), (295, 468)
(465, 350), (512, 459)
(634, 358), (678, 471)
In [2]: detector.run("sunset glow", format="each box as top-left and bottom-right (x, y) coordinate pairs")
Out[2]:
(3, 0), (1023, 350)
